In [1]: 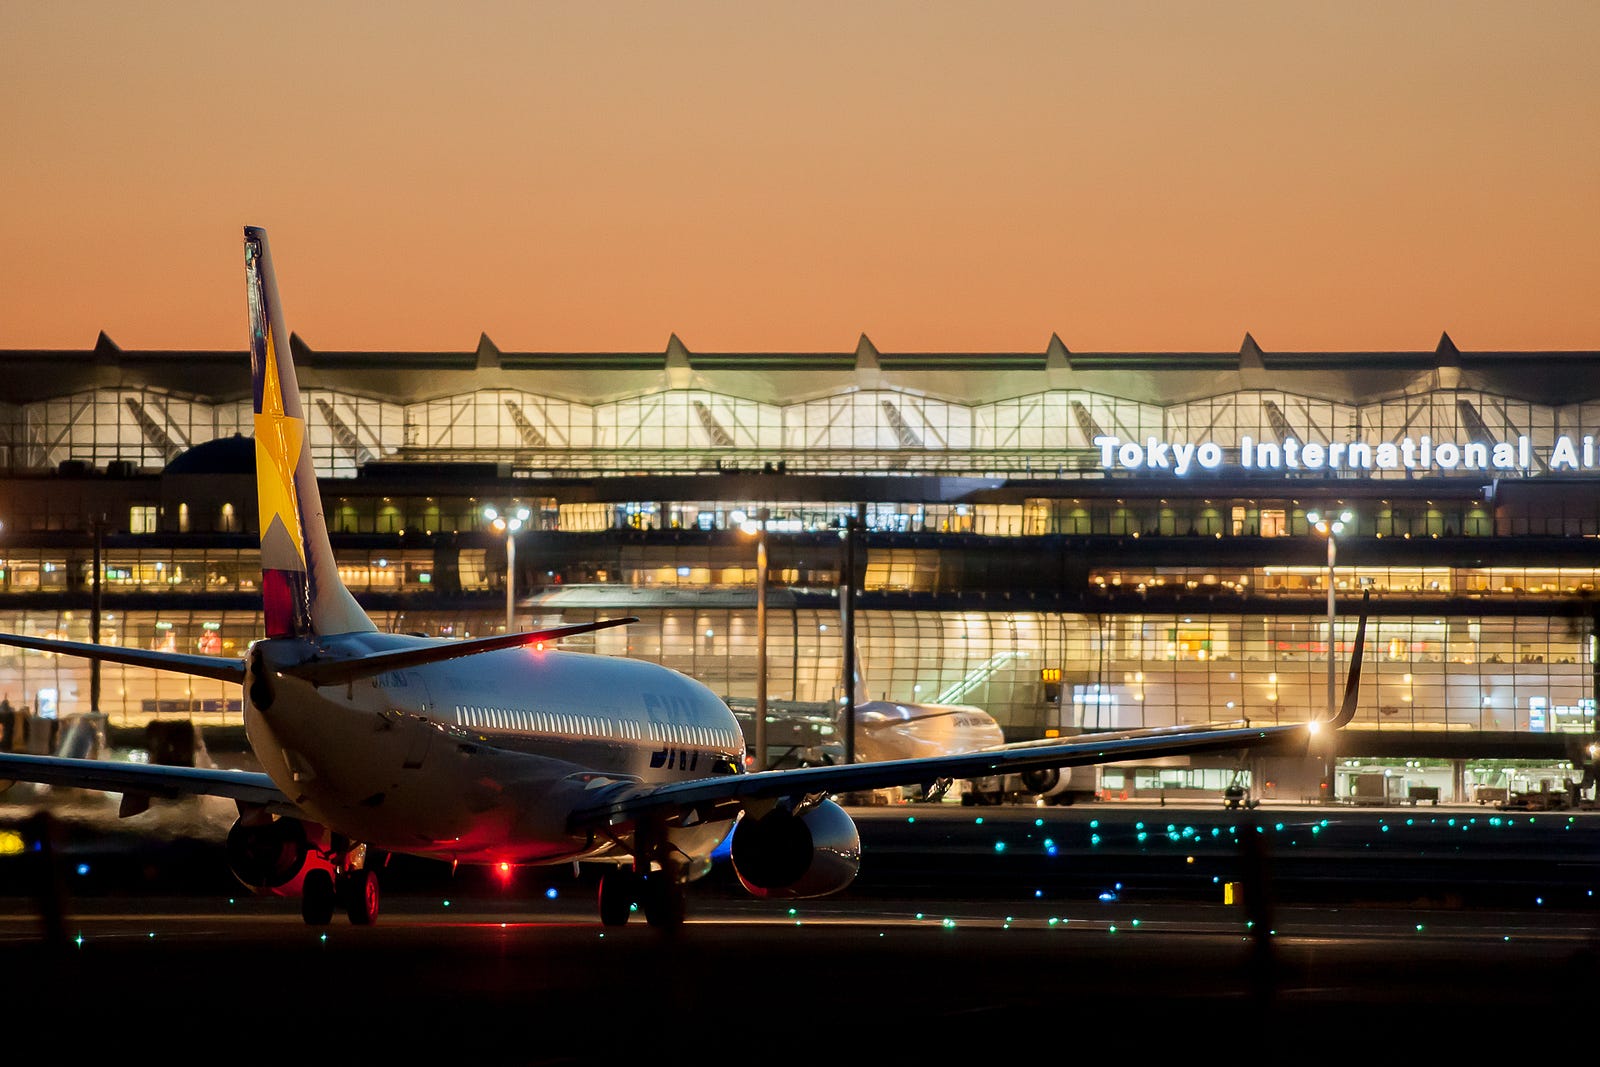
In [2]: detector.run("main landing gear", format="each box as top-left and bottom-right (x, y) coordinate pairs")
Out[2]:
(301, 844), (381, 926)
(597, 866), (685, 928)
(597, 818), (687, 928)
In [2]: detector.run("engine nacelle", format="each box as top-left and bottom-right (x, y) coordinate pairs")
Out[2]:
(1018, 764), (1093, 804)
(729, 798), (861, 899)
(1020, 767), (1061, 795)
(225, 815), (318, 892)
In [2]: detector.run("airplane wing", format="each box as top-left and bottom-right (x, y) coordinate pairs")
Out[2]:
(0, 751), (294, 814)
(573, 597), (1371, 832)
(569, 719), (1320, 831)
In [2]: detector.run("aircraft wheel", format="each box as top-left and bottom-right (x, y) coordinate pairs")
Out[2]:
(598, 869), (637, 927)
(641, 873), (685, 928)
(301, 868), (336, 926)
(341, 868), (380, 925)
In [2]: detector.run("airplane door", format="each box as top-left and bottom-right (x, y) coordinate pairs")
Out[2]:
(402, 714), (433, 770)
(380, 670), (436, 770)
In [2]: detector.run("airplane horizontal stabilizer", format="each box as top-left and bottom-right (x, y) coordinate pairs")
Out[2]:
(281, 617), (639, 687)
(0, 632), (246, 683)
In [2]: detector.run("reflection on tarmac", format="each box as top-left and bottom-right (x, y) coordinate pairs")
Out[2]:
(4, 791), (1600, 1054)
(2, 890), (1599, 1055)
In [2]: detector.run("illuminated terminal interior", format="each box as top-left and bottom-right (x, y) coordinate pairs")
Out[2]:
(3, 333), (1600, 803)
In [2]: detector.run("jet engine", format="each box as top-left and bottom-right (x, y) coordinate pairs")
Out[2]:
(225, 814), (315, 891)
(728, 798), (861, 899)
(1020, 767), (1062, 796)
(1017, 764), (1094, 805)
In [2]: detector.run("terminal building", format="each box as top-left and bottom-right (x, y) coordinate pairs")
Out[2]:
(3, 329), (1600, 805)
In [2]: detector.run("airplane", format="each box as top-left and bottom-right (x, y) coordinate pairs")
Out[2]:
(837, 647), (1007, 766)
(792, 646), (1008, 801)
(849, 699), (1002, 761)
(725, 647), (1007, 775)
(0, 226), (1364, 929)
(733, 672), (1035, 804)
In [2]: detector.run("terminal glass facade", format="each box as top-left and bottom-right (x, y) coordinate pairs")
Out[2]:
(2, 607), (1590, 742)
(5, 341), (1600, 804)
(12, 382), (1600, 483)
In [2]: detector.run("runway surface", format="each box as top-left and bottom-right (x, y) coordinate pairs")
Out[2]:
(4, 792), (1600, 1058)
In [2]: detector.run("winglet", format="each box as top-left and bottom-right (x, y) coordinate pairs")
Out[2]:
(1328, 591), (1370, 729)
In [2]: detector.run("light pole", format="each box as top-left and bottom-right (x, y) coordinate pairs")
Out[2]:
(90, 515), (105, 714)
(484, 504), (530, 632)
(738, 508), (770, 771)
(1306, 509), (1353, 720)
(1307, 508), (1352, 803)
(841, 515), (859, 765)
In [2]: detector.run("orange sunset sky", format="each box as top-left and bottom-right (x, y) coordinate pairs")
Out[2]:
(2, 2), (1596, 354)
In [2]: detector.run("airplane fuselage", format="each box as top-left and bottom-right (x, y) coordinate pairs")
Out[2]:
(243, 632), (744, 867)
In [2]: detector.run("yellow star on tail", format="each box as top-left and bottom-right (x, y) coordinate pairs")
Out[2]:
(253, 329), (307, 567)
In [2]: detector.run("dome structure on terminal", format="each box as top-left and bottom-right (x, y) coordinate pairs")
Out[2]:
(163, 433), (254, 476)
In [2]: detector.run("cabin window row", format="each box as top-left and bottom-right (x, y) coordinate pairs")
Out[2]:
(448, 705), (738, 751)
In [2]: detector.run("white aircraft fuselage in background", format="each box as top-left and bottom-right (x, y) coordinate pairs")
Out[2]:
(846, 699), (1005, 763)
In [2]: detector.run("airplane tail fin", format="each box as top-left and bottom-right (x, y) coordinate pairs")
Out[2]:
(1328, 591), (1370, 729)
(838, 598), (868, 706)
(244, 227), (375, 639)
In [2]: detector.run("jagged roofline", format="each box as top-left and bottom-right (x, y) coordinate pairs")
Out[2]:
(4, 324), (1598, 417)
(4, 351), (1598, 406)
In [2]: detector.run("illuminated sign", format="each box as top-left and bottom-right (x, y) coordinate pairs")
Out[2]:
(1095, 434), (1600, 476)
